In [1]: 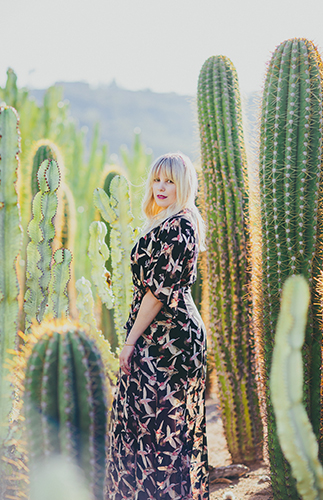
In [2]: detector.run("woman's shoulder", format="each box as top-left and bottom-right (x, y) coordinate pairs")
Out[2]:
(160, 209), (196, 237)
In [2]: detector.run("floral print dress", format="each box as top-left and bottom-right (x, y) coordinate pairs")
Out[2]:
(106, 209), (209, 500)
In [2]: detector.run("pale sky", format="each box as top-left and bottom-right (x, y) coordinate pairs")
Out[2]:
(2, 0), (323, 96)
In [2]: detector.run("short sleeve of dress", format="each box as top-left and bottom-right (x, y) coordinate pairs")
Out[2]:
(142, 216), (197, 314)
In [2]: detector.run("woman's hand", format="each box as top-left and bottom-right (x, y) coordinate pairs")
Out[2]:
(119, 344), (135, 376)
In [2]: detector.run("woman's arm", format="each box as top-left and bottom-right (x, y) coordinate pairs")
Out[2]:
(119, 289), (163, 375)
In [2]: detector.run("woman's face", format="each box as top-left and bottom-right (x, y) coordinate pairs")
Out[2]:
(152, 170), (177, 209)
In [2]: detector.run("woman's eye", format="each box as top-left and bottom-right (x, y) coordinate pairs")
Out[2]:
(167, 179), (173, 184)
(153, 178), (160, 182)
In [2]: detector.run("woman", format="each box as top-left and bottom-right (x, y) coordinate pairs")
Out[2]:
(106, 153), (209, 500)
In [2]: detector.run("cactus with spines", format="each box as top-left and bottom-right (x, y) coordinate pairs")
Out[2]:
(24, 159), (61, 328)
(197, 55), (263, 463)
(0, 106), (23, 448)
(258, 38), (323, 498)
(46, 248), (72, 318)
(88, 221), (114, 310)
(76, 277), (118, 384)
(94, 175), (137, 348)
(271, 275), (323, 500)
(30, 140), (59, 197)
(22, 319), (108, 500)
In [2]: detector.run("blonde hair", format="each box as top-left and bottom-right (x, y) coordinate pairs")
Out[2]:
(142, 153), (206, 251)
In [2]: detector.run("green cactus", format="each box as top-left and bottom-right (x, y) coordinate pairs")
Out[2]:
(46, 248), (72, 318)
(94, 175), (137, 348)
(30, 140), (59, 198)
(24, 159), (60, 329)
(0, 105), (23, 447)
(88, 221), (113, 310)
(120, 130), (152, 228)
(197, 55), (262, 462)
(271, 275), (323, 500)
(23, 319), (108, 500)
(76, 277), (118, 384)
(258, 38), (323, 498)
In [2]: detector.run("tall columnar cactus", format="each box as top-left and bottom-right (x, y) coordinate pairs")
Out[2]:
(197, 55), (263, 462)
(270, 275), (323, 500)
(258, 38), (323, 498)
(94, 175), (137, 348)
(22, 319), (108, 500)
(0, 106), (23, 446)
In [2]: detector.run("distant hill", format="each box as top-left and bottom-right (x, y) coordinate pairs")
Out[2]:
(30, 81), (259, 161)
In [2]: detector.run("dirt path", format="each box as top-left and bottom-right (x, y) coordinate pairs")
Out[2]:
(206, 395), (273, 500)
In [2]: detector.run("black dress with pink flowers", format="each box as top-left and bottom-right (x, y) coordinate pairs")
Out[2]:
(106, 209), (209, 500)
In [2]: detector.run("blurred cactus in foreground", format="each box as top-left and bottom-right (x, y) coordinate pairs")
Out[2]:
(22, 319), (108, 500)
(271, 275), (323, 500)
(258, 38), (323, 498)
(197, 55), (262, 463)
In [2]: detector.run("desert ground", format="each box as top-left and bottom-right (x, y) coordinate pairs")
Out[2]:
(206, 395), (273, 500)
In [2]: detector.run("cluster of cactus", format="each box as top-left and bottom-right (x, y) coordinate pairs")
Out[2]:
(197, 55), (263, 462)
(0, 70), (107, 284)
(270, 275), (323, 500)
(23, 320), (108, 500)
(0, 103), (118, 499)
(257, 38), (323, 499)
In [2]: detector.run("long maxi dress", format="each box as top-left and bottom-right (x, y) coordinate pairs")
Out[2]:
(106, 209), (209, 500)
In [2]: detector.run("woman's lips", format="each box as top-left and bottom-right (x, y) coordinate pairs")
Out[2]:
(157, 195), (166, 199)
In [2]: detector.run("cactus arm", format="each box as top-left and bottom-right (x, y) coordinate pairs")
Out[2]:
(88, 221), (114, 309)
(0, 106), (23, 444)
(23, 192), (44, 324)
(46, 248), (72, 318)
(76, 277), (118, 384)
(24, 159), (60, 327)
(93, 187), (117, 226)
(270, 275), (323, 500)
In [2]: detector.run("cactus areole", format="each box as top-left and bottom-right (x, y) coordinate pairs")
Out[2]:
(259, 38), (323, 498)
(24, 320), (108, 500)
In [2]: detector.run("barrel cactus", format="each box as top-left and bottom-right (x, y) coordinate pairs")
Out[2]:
(197, 55), (263, 462)
(23, 319), (108, 500)
(258, 38), (323, 498)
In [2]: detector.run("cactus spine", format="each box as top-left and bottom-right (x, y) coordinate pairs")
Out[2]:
(23, 319), (108, 500)
(259, 38), (323, 498)
(94, 176), (137, 347)
(197, 55), (262, 462)
(0, 106), (22, 445)
(271, 275), (323, 500)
